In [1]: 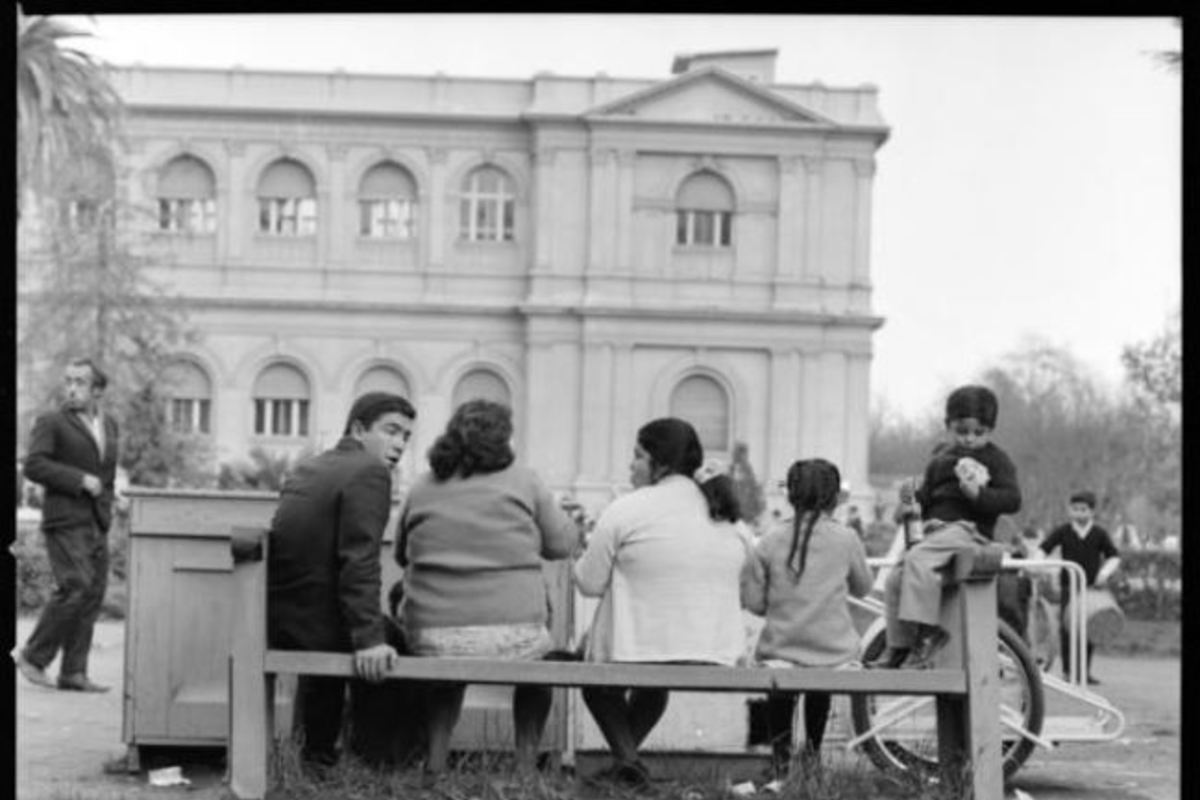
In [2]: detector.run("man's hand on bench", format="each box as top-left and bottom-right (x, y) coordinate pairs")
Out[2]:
(354, 643), (399, 683)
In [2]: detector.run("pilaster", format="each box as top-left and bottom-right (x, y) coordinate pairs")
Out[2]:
(801, 155), (823, 283)
(852, 158), (876, 287)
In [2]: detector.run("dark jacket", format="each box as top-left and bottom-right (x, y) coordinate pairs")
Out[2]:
(24, 406), (120, 532)
(915, 441), (1021, 541)
(267, 437), (392, 653)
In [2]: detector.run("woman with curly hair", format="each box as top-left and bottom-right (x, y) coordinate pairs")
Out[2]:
(396, 399), (579, 776)
(741, 458), (873, 780)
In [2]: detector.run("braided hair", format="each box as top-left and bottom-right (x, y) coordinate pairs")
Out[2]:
(783, 458), (843, 581)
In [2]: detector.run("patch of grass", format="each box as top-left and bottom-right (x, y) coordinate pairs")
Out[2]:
(264, 736), (972, 800)
(1099, 618), (1180, 657)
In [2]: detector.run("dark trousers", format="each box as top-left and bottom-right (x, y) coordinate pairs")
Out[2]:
(294, 675), (349, 766)
(23, 521), (108, 678)
(766, 690), (832, 770)
(1059, 609), (1095, 678)
(291, 617), (425, 767)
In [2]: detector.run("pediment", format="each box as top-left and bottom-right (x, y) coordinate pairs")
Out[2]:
(586, 67), (833, 126)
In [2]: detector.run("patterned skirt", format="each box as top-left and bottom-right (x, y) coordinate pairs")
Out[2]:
(406, 622), (554, 660)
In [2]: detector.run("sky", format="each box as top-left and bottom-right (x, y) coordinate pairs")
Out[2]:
(57, 13), (1182, 420)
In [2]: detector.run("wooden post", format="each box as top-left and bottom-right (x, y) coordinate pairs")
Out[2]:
(229, 527), (271, 800)
(937, 545), (1004, 800)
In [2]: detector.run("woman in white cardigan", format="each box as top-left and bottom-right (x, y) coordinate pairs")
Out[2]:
(573, 418), (748, 787)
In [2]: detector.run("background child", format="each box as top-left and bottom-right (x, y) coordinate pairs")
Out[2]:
(1039, 490), (1120, 684)
(868, 385), (1022, 669)
(741, 459), (873, 779)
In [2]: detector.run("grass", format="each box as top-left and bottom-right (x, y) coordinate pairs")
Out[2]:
(1099, 618), (1180, 657)
(262, 737), (972, 800)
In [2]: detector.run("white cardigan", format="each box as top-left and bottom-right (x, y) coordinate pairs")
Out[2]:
(573, 475), (748, 665)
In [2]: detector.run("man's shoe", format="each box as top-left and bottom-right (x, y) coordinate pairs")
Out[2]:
(1087, 675), (1101, 686)
(15, 653), (56, 688)
(865, 647), (910, 670)
(57, 674), (111, 693)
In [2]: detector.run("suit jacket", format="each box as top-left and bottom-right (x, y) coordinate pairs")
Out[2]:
(267, 437), (391, 653)
(24, 406), (120, 532)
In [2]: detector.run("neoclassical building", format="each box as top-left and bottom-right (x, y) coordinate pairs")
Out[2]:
(22, 48), (889, 511)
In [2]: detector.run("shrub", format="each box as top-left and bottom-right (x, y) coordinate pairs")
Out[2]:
(1112, 549), (1181, 621)
(13, 510), (129, 620)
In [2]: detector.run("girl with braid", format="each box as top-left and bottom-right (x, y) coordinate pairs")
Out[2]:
(741, 459), (873, 780)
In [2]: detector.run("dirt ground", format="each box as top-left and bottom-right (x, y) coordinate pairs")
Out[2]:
(14, 618), (1180, 800)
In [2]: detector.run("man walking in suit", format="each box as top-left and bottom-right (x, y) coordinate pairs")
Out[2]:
(268, 391), (416, 771)
(16, 358), (120, 692)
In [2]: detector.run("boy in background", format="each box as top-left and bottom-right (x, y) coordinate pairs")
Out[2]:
(1040, 491), (1120, 684)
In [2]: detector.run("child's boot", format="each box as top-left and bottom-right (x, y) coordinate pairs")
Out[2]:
(865, 646), (910, 670)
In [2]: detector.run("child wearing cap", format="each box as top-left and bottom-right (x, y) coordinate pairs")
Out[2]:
(868, 385), (1023, 669)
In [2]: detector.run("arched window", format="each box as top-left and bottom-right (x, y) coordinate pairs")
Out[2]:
(252, 363), (310, 437)
(157, 155), (216, 233)
(675, 171), (734, 247)
(58, 151), (115, 232)
(669, 374), (731, 455)
(459, 166), (514, 242)
(354, 365), (412, 399)
(358, 162), (417, 239)
(164, 361), (213, 434)
(451, 368), (511, 408)
(257, 159), (317, 236)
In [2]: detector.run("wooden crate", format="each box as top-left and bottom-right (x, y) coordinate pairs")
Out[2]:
(123, 488), (571, 756)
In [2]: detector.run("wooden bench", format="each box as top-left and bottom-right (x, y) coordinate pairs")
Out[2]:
(228, 527), (1005, 800)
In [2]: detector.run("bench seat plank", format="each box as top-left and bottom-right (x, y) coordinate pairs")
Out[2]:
(264, 651), (967, 695)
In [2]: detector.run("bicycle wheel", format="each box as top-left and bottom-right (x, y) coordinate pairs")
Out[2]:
(849, 618), (1044, 781)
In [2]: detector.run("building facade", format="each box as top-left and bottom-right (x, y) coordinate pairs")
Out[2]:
(21, 49), (889, 511)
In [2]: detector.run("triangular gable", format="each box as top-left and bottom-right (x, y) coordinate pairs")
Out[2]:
(585, 66), (836, 126)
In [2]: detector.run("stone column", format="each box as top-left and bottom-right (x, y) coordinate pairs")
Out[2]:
(767, 347), (802, 483)
(223, 139), (247, 266)
(616, 150), (636, 271)
(324, 143), (347, 269)
(852, 158), (876, 287)
(844, 351), (872, 504)
(801, 155), (823, 283)
(775, 156), (802, 280)
(817, 350), (848, 463)
(533, 147), (558, 274)
(798, 349), (823, 458)
(578, 339), (614, 483)
(587, 148), (615, 272)
(426, 147), (448, 270)
(608, 344), (633, 480)
(525, 316), (581, 488)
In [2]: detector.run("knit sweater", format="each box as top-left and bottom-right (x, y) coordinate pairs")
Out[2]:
(574, 475), (748, 665)
(742, 515), (873, 667)
(915, 441), (1021, 540)
(397, 464), (578, 631)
